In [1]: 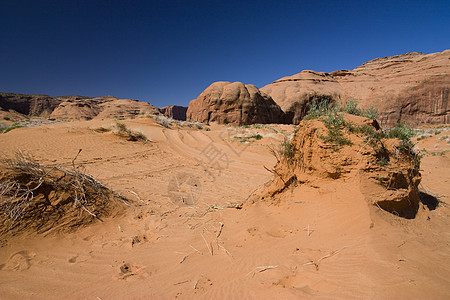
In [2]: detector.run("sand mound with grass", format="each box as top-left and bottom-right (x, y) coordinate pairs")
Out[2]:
(259, 114), (422, 218)
(0, 153), (131, 236)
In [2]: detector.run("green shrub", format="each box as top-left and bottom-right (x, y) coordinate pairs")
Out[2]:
(386, 123), (415, 140)
(304, 100), (335, 120)
(1, 125), (23, 134)
(250, 134), (263, 140)
(342, 99), (378, 120)
(280, 138), (295, 160)
(346, 123), (384, 140)
(361, 105), (379, 119)
(343, 98), (361, 116)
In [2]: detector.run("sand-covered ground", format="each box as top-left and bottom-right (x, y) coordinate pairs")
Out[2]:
(0, 118), (449, 299)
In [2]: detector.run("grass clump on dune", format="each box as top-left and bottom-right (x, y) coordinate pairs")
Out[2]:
(114, 122), (149, 142)
(0, 151), (130, 234)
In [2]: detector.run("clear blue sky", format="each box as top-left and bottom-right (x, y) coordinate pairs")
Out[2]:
(1, 0), (449, 107)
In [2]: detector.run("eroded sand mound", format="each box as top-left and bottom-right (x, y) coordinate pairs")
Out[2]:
(259, 114), (422, 218)
(0, 153), (130, 235)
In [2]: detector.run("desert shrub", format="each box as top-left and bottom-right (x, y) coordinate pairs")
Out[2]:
(305, 100), (351, 150)
(235, 134), (263, 143)
(343, 98), (361, 115)
(150, 115), (172, 128)
(342, 99), (378, 119)
(386, 123), (415, 140)
(250, 134), (263, 140)
(279, 138), (295, 161)
(346, 123), (385, 140)
(0, 125), (23, 134)
(114, 122), (149, 142)
(0, 152), (130, 234)
(3, 117), (10, 121)
(321, 105), (352, 149)
(304, 99), (335, 120)
(361, 105), (379, 119)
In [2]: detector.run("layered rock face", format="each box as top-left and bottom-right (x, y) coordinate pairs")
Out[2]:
(262, 50), (450, 126)
(186, 81), (286, 125)
(0, 93), (63, 116)
(50, 96), (161, 120)
(160, 105), (188, 121)
(0, 93), (162, 120)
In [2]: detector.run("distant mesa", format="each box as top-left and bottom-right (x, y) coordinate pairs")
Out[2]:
(0, 93), (188, 121)
(0, 93), (63, 117)
(186, 81), (286, 125)
(160, 105), (188, 121)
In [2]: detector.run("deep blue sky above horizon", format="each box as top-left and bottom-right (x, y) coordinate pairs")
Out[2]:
(1, 0), (449, 107)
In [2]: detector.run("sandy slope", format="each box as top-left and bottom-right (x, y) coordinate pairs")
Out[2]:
(0, 119), (449, 299)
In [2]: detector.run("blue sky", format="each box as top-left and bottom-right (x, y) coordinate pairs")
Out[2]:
(1, 0), (449, 107)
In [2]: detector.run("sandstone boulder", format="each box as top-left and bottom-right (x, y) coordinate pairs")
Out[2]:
(186, 81), (286, 125)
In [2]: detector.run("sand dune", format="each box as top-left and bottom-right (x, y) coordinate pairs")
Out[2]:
(0, 118), (449, 299)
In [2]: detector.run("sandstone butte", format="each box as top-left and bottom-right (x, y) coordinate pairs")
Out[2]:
(261, 50), (450, 126)
(186, 81), (286, 125)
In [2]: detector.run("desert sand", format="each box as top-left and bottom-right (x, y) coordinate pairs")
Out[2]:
(0, 117), (449, 299)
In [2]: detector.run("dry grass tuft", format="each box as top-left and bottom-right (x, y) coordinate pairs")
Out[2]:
(0, 151), (131, 235)
(114, 122), (149, 142)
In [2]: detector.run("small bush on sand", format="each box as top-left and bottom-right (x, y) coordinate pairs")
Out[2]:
(114, 122), (149, 142)
(305, 100), (352, 150)
(386, 123), (415, 140)
(151, 115), (172, 128)
(0, 151), (130, 234)
(342, 99), (378, 120)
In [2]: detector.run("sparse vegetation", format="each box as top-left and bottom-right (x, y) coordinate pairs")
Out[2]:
(279, 138), (296, 161)
(386, 123), (415, 140)
(0, 125), (24, 134)
(0, 151), (130, 234)
(151, 115), (172, 128)
(305, 100), (352, 150)
(113, 122), (149, 142)
(342, 98), (379, 119)
(235, 133), (263, 143)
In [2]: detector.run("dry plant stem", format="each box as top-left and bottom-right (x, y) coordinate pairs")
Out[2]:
(216, 222), (224, 239)
(303, 246), (348, 270)
(194, 279), (199, 289)
(128, 190), (146, 204)
(201, 233), (213, 256)
(174, 280), (190, 285)
(264, 166), (286, 184)
(217, 243), (233, 257)
(190, 245), (202, 255)
(247, 265), (279, 277)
